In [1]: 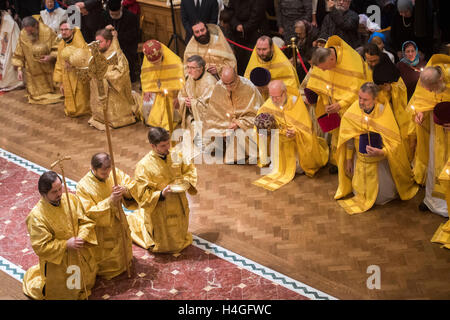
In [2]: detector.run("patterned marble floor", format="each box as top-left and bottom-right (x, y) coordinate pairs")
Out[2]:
(0, 148), (335, 300)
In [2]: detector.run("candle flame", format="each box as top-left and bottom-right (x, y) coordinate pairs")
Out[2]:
(420, 68), (424, 72)
(411, 105), (415, 110)
(163, 89), (168, 95)
(226, 112), (230, 118)
(364, 116), (369, 122)
(447, 169), (450, 175)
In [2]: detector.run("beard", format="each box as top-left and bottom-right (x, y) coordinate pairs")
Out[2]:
(260, 51), (273, 62)
(194, 30), (211, 45)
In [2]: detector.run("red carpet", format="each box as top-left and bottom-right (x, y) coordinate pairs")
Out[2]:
(0, 154), (311, 300)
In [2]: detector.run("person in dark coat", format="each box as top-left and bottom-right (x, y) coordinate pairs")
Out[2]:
(104, 0), (139, 83)
(389, 0), (432, 61)
(180, 0), (218, 44)
(276, 0), (312, 43)
(12, 0), (41, 19)
(66, 0), (106, 43)
(319, 0), (360, 48)
(228, 0), (269, 75)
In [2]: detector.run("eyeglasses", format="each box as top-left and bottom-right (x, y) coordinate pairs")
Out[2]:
(187, 66), (202, 70)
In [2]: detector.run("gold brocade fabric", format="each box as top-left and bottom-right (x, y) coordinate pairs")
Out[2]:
(22, 194), (98, 300)
(205, 76), (263, 134)
(183, 24), (236, 75)
(178, 71), (217, 132)
(253, 95), (329, 191)
(76, 168), (139, 280)
(53, 28), (90, 117)
(377, 78), (415, 162)
(127, 150), (197, 253)
(306, 36), (372, 164)
(244, 43), (300, 97)
(335, 101), (418, 214)
(431, 160), (450, 249)
(407, 54), (450, 190)
(89, 38), (137, 129)
(140, 44), (184, 130)
(11, 21), (62, 104)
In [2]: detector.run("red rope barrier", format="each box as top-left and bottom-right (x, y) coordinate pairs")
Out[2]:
(57, 1), (68, 8)
(297, 51), (308, 74)
(226, 38), (254, 52)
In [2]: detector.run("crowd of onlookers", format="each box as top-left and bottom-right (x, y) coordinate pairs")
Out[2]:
(1, 0), (449, 95)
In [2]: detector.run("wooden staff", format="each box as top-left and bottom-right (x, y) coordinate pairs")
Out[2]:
(87, 39), (132, 278)
(164, 88), (175, 147)
(98, 85), (132, 279)
(50, 155), (88, 299)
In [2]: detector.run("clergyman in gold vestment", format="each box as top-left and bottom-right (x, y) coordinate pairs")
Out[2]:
(204, 66), (264, 164)
(12, 16), (63, 104)
(76, 153), (138, 280)
(408, 56), (450, 217)
(244, 36), (300, 97)
(140, 40), (184, 130)
(53, 21), (90, 117)
(23, 171), (98, 300)
(178, 55), (217, 146)
(88, 28), (137, 130)
(253, 80), (329, 191)
(183, 22), (236, 78)
(127, 127), (198, 253)
(307, 36), (372, 171)
(335, 83), (418, 215)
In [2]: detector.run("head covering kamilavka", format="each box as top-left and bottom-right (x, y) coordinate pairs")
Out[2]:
(433, 102), (450, 126)
(143, 40), (162, 62)
(400, 40), (419, 67)
(373, 58), (400, 85)
(250, 67), (271, 87)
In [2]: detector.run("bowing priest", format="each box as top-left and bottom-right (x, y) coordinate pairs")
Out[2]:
(253, 80), (329, 191)
(307, 35), (371, 174)
(178, 55), (217, 147)
(140, 40), (184, 130)
(204, 66), (264, 164)
(409, 56), (450, 217)
(127, 127), (198, 253)
(372, 58), (416, 162)
(23, 171), (98, 300)
(54, 20), (91, 117)
(12, 16), (63, 105)
(76, 153), (138, 280)
(183, 21), (236, 79)
(431, 160), (450, 249)
(334, 82), (418, 215)
(244, 36), (300, 97)
(88, 28), (137, 130)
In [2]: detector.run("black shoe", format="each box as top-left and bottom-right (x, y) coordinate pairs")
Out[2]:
(328, 165), (338, 174)
(418, 202), (430, 212)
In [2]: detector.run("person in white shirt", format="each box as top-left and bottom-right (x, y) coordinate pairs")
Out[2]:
(40, 0), (67, 33)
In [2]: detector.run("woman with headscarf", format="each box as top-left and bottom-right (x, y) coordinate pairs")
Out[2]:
(396, 40), (427, 101)
(368, 32), (395, 63)
(40, 0), (67, 33)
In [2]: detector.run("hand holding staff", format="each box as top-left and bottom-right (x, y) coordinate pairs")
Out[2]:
(50, 155), (89, 299)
